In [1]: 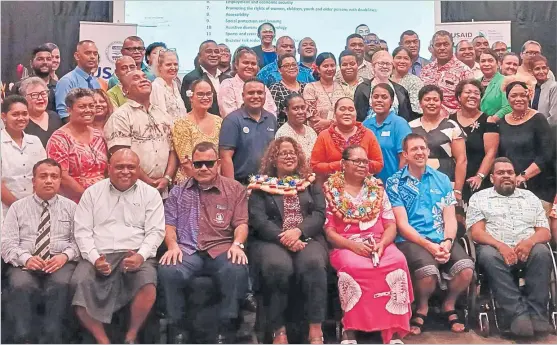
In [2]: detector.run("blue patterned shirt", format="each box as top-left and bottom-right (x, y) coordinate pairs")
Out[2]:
(257, 60), (315, 87)
(164, 178), (200, 255)
(386, 165), (456, 243)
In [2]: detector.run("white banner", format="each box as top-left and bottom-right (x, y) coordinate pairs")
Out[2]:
(435, 21), (511, 50)
(79, 21), (137, 80)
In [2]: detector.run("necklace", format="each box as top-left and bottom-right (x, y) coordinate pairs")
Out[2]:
(324, 171), (383, 223)
(511, 109), (529, 121)
(248, 173), (316, 196)
(318, 81), (334, 106)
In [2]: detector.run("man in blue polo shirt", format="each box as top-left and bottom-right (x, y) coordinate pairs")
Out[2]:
(219, 78), (277, 184)
(257, 36), (315, 87)
(386, 133), (474, 336)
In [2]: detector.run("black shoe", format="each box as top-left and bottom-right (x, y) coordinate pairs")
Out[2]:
(510, 315), (534, 337)
(531, 316), (554, 334)
(242, 293), (257, 312)
(216, 333), (235, 344)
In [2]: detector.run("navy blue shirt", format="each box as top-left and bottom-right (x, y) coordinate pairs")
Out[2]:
(219, 107), (277, 182)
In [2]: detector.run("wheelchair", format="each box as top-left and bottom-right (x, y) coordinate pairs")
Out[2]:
(460, 236), (557, 337)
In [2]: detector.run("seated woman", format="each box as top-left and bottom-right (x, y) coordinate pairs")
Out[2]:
(324, 145), (413, 344)
(46, 88), (108, 203)
(248, 137), (328, 344)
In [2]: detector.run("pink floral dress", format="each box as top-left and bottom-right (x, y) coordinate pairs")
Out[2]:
(326, 186), (414, 343)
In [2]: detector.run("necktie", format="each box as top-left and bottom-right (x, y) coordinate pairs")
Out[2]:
(86, 76), (94, 89)
(34, 201), (51, 260)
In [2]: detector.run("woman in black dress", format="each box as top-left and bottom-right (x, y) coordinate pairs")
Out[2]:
(450, 79), (499, 204)
(498, 81), (556, 211)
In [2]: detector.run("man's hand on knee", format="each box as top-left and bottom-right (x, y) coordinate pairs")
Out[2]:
(514, 239), (535, 263)
(495, 243), (517, 266)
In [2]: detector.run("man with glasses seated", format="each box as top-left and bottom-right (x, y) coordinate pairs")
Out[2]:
(108, 36), (156, 89)
(158, 141), (249, 344)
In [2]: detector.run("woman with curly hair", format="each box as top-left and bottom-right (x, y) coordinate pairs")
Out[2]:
(324, 145), (413, 344)
(248, 136), (328, 344)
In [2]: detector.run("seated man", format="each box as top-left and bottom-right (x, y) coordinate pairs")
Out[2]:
(72, 149), (165, 344)
(467, 157), (554, 336)
(1, 158), (79, 343)
(386, 133), (474, 335)
(158, 142), (249, 344)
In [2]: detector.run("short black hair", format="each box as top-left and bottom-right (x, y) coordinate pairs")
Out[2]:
(505, 81), (528, 98)
(1, 95), (28, 113)
(402, 133), (428, 152)
(277, 53), (296, 68)
(418, 84), (444, 102)
(379, 39), (387, 44)
(372, 83), (395, 100)
(455, 79), (484, 102)
(338, 49), (357, 65)
(32, 44), (53, 59)
(400, 30), (418, 43)
(479, 48), (499, 62)
(491, 157), (513, 174)
(243, 77), (264, 90)
(65, 88), (95, 109)
(284, 92), (304, 110)
(392, 46), (412, 59)
(198, 40), (217, 53)
(346, 33), (364, 47)
(189, 77), (212, 93)
(33, 158), (62, 177)
(192, 141), (218, 157)
(145, 42), (167, 64)
(355, 24), (368, 31)
(500, 51), (521, 64)
(125, 36), (144, 44)
(432, 30), (454, 46)
(257, 22), (276, 36)
(342, 144), (365, 160)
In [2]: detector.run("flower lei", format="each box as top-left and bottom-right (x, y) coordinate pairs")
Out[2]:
(248, 173), (316, 196)
(324, 171), (383, 224)
(329, 123), (366, 153)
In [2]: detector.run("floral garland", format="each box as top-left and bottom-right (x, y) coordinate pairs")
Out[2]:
(329, 123), (366, 153)
(324, 171), (383, 224)
(248, 173), (316, 196)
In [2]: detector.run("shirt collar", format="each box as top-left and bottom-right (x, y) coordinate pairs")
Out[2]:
(370, 110), (396, 128)
(126, 98), (152, 111)
(200, 65), (222, 78)
(109, 181), (139, 194)
(401, 165), (433, 179)
(184, 175), (223, 192)
(74, 66), (92, 80)
(240, 107), (268, 122)
(1, 128), (35, 145)
(33, 193), (58, 206)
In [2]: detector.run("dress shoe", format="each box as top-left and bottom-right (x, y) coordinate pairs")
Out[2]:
(510, 315), (534, 337)
(216, 333), (236, 344)
(242, 293), (257, 312)
(531, 316), (554, 334)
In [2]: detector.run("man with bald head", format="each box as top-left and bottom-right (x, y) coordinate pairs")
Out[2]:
(108, 36), (155, 89)
(107, 56), (137, 107)
(104, 70), (178, 199)
(257, 35), (315, 86)
(180, 40), (229, 115)
(72, 148), (165, 343)
(298, 37), (317, 69)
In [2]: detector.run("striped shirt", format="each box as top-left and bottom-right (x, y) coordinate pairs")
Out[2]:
(1, 194), (79, 267)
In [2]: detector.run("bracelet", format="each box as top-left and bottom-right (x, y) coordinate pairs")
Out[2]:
(454, 190), (462, 195)
(476, 173), (485, 179)
(441, 238), (454, 245)
(164, 175), (173, 184)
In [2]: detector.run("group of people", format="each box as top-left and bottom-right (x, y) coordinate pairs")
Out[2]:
(1, 21), (557, 345)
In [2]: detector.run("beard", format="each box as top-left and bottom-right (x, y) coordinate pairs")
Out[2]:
(494, 183), (515, 196)
(33, 67), (50, 79)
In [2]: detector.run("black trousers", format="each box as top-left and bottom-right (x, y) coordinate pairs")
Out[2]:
(250, 240), (328, 332)
(6, 262), (77, 343)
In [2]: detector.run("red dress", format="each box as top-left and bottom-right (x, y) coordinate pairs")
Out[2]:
(326, 186), (413, 343)
(46, 128), (108, 203)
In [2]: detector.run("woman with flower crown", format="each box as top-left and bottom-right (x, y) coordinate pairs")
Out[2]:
(324, 144), (413, 344)
(248, 136), (328, 344)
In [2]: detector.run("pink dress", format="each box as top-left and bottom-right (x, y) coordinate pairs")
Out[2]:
(326, 187), (413, 343)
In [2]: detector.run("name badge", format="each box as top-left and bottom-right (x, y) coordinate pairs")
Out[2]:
(216, 204), (227, 210)
(381, 131), (391, 137)
(267, 127), (275, 132)
(243, 126), (250, 134)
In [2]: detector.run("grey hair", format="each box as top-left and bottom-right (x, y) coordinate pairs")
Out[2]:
(521, 40), (542, 53)
(19, 77), (48, 96)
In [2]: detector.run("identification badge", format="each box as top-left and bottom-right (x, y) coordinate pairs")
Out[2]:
(216, 204), (227, 210)
(215, 213), (225, 224)
(243, 126), (250, 134)
(381, 131), (391, 137)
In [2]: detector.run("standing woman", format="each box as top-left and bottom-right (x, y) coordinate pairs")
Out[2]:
(390, 47), (424, 115)
(409, 85), (467, 203)
(218, 46), (276, 117)
(251, 22), (277, 69)
(46, 89), (108, 203)
(354, 50), (414, 122)
(45, 43), (60, 81)
(529, 55), (557, 125)
(20, 77), (63, 147)
(498, 81), (556, 211)
(303, 52), (336, 133)
(311, 97), (383, 183)
(362, 84), (412, 183)
(172, 79), (223, 184)
(1, 95), (46, 218)
(479, 49), (511, 119)
(269, 54), (306, 127)
(91, 89), (113, 131)
(150, 50), (187, 123)
(331, 50), (363, 105)
(450, 80), (499, 203)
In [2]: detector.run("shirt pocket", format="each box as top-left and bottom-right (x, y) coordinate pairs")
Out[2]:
(206, 205), (234, 230)
(123, 204), (147, 228)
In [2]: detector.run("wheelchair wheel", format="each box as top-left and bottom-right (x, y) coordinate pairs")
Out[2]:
(549, 246), (557, 334)
(478, 312), (490, 337)
(335, 322), (343, 343)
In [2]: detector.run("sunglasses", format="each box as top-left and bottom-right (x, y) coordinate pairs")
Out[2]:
(192, 160), (217, 169)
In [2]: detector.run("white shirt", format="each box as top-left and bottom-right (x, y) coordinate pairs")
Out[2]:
(150, 77), (187, 123)
(200, 65), (222, 94)
(1, 129), (47, 218)
(471, 62), (483, 79)
(73, 179), (165, 264)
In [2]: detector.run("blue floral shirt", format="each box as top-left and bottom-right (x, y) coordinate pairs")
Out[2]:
(257, 61), (315, 87)
(386, 165), (456, 243)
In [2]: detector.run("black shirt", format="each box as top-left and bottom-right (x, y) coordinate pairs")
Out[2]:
(24, 111), (63, 147)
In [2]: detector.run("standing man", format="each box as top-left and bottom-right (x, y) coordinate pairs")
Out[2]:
(386, 134), (475, 335)
(219, 79), (277, 185)
(334, 33), (373, 82)
(108, 36), (155, 89)
(472, 36), (490, 62)
(72, 149), (165, 344)
(1, 158), (79, 343)
(468, 157), (554, 336)
(181, 40), (228, 115)
(257, 36), (315, 87)
(491, 41), (508, 59)
(107, 56), (137, 108)
(158, 142), (249, 344)
(518, 40), (556, 81)
(298, 37), (317, 69)
(55, 40), (100, 121)
(400, 30), (430, 77)
(355, 24), (370, 36)
(455, 40), (483, 79)
(420, 31), (474, 116)
(104, 70), (178, 199)
(379, 39), (389, 52)
(218, 43), (232, 76)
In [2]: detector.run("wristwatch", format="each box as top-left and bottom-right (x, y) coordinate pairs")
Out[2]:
(476, 172), (485, 180)
(164, 175), (173, 184)
(233, 241), (245, 250)
(441, 238), (454, 246)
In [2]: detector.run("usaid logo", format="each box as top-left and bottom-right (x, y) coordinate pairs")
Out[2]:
(451, 32), (473, 39)
(105, 41), (123, 64)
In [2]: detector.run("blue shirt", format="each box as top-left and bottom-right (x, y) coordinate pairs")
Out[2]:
(219, 107), (278, 182)
(263, 51), (277, 67)
(386, 166), (456, 243)
(363, 111), (412, 183)
(410, 56), (430, 77)
(107, 62), (156, 89)
(257, 60), (315, 87)
(55, 66), (101, 119)
(164, 179), (200, 255)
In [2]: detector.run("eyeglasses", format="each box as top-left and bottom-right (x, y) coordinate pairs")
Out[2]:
(524, 51), (540, 56)
(192, 160), (217, 169)
(278, 151), (296, 158)
(280, 63), (298, 70)
(195, 91), (213, 99)
(364, 39), (380, 45)
(123, 46), (145, 52)
(27, 90), (49, 100)
(375, 62), (392, 67)
(346, 159), (370, 166)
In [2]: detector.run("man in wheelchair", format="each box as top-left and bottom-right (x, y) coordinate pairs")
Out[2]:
(467, 157), (554, 337)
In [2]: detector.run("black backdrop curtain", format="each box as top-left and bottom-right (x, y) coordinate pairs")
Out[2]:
(1, 1), (112, 84)
(441, 1), (557, 72)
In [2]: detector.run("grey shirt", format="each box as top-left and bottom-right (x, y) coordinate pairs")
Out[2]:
(538, 79), (557, 126)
